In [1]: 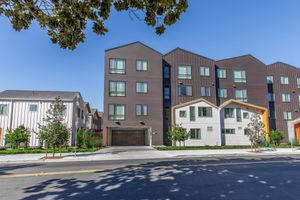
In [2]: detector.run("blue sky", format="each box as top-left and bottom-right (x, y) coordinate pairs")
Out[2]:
(1, 0), (300, 111)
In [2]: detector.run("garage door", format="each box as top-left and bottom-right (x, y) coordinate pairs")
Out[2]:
(112, 130), (146, 146)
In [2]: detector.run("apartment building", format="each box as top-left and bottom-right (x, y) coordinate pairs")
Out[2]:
(0, 90), (89, 147)
(103, 42), (300, 146)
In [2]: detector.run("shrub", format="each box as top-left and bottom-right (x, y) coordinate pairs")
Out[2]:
(5, 125), (30, 149)
(269, 130), (284, 146)
(76, 128), (84, 148)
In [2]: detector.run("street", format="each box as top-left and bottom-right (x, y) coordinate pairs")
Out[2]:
(1, 156), (300, 199)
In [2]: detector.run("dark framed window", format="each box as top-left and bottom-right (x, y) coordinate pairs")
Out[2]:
(222, 129), (235, 134)
(136, 104), (148, 116)
(201, 86), (211, 97)
(235, 89), (248, 102)
(267, 76), (274, 84)
(190, 129), (201, 139)
(109, 81), (125, 96)
(179, 110), (186, 118)
(29, 104), (38, 112)
(190, 106), (195, 121)
(297, 77), (300, 88)
(218, 88), (227, 98)
(164, 66), (170, 78)
(233, 70), (246, 83)
(198, 107), (212, 117)
(225, 108), (234, 118)
(280, 76), (289, 84)
(164, 86), (170, 99)
(283, 111), (292, 120)
(243, 112), (249, 119)
(217, 69), (226, 78)
(136, 60), (148, 71)
(136, 82), (148, 93)
(200, 66), (210, 76)
(178, 85), (192, 96)
(108, 104), (125, 120)
(178, 66), (191, 79)
(0, 104), (8, 115)
(282, 93), (291, 102)
(109, 58), (125, 74)
(236, 108), (242, 122)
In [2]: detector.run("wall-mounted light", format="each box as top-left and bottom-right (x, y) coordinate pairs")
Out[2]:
(115, 121), (121, 125)
(139, 121), (145, 125)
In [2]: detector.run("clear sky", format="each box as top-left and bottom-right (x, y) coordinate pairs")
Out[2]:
(1, 0), (300, 111)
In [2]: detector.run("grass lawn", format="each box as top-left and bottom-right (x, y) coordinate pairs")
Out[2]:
(0, 147), (99, 154)
(155, 144), (297, 151)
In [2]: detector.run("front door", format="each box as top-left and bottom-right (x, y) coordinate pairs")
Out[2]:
(294, 123), (300, 141)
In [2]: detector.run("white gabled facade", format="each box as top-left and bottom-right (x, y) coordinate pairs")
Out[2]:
(173, 99), (222, 146)
(0, 91), (88, 147)
(172, 99), (269, 146)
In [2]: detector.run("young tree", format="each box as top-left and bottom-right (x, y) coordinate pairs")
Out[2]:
(268, 130), (284, 146)
(245, 113), (265, 152)
(5, 125), (30, 149)
(76, 128), (84, 148)
(0, 0), (188, 50)
(37, 96), (69, 157)
(167, 124), (189, 146)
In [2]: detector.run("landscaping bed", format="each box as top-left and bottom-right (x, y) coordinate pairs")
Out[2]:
(0, 147), (99, 154)
(155, 144), (298, 151)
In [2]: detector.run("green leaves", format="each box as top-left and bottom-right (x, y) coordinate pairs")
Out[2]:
(0, 0), (188, 50)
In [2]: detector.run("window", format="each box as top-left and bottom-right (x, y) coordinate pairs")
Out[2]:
(164, 86), (170, 99)
(164, 66), (170, 78)
(178, 85), (192, 96)
(217, 69), (226, 78)
(235, 89), (248, 102)
(108, 104), (125, 120)
(282, 93), (291, 102)
(77, 108), (80, 118)
(298, 94), (300, 106)
(198, 107), (212, 117)
(244, 128), (250, 135)
(243, 112), (249, 119)
(81, 110), (84, 119)
(190, 106), (195, 121)
(280, 76), (289, 84)
(297, 77), (300, 88)
(136, 104), (148, 116)
(234, 70), (246, 83)
(200, 66), (210, 76)
(283, 111), (292, 120)
(236, 108), (242, 122)
(136, 82), (148, 93)
(218, 88), (227, 98)
(179, 110), (186, 118)
(268, 93), (275, 102)
(207, 126), (213, 132)
(190, 129), (201, 139)
(136, 60), (148, 71)
(200, 86), (211, 97)
(267, 76), (274, 84)
(225, 108), (234, 118)
(178, 66), (191, 79)
(29, 104), (38, 112)
(0, 104), (8, 115)
(222, 129), (235, 134)
(109, 58), (125, 74)
(109, 81), (125, 96)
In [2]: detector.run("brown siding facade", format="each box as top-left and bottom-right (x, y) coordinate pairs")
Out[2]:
(103, 42), (164, 145)
(267, 62), (300, 141)
(216, 55), (269, 108)
(163, 48), (217, 106)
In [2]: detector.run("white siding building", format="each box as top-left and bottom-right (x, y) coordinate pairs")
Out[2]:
(172, 99), (222, 146)
(0, 90), (88, 147)
(172, 99), (269, 146)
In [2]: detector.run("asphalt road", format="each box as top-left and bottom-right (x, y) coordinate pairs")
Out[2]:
(1, 156), (300, 200)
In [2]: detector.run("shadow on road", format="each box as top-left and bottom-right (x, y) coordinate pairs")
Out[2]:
(0, 164), (41, 175)
(21, 157), (300, 200)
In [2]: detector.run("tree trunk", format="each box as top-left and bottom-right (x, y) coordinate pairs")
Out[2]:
(45, 144), (48, 158)
(53, 146), (55, 157)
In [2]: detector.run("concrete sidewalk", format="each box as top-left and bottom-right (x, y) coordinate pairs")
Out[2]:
(1, 146), (300, 163)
